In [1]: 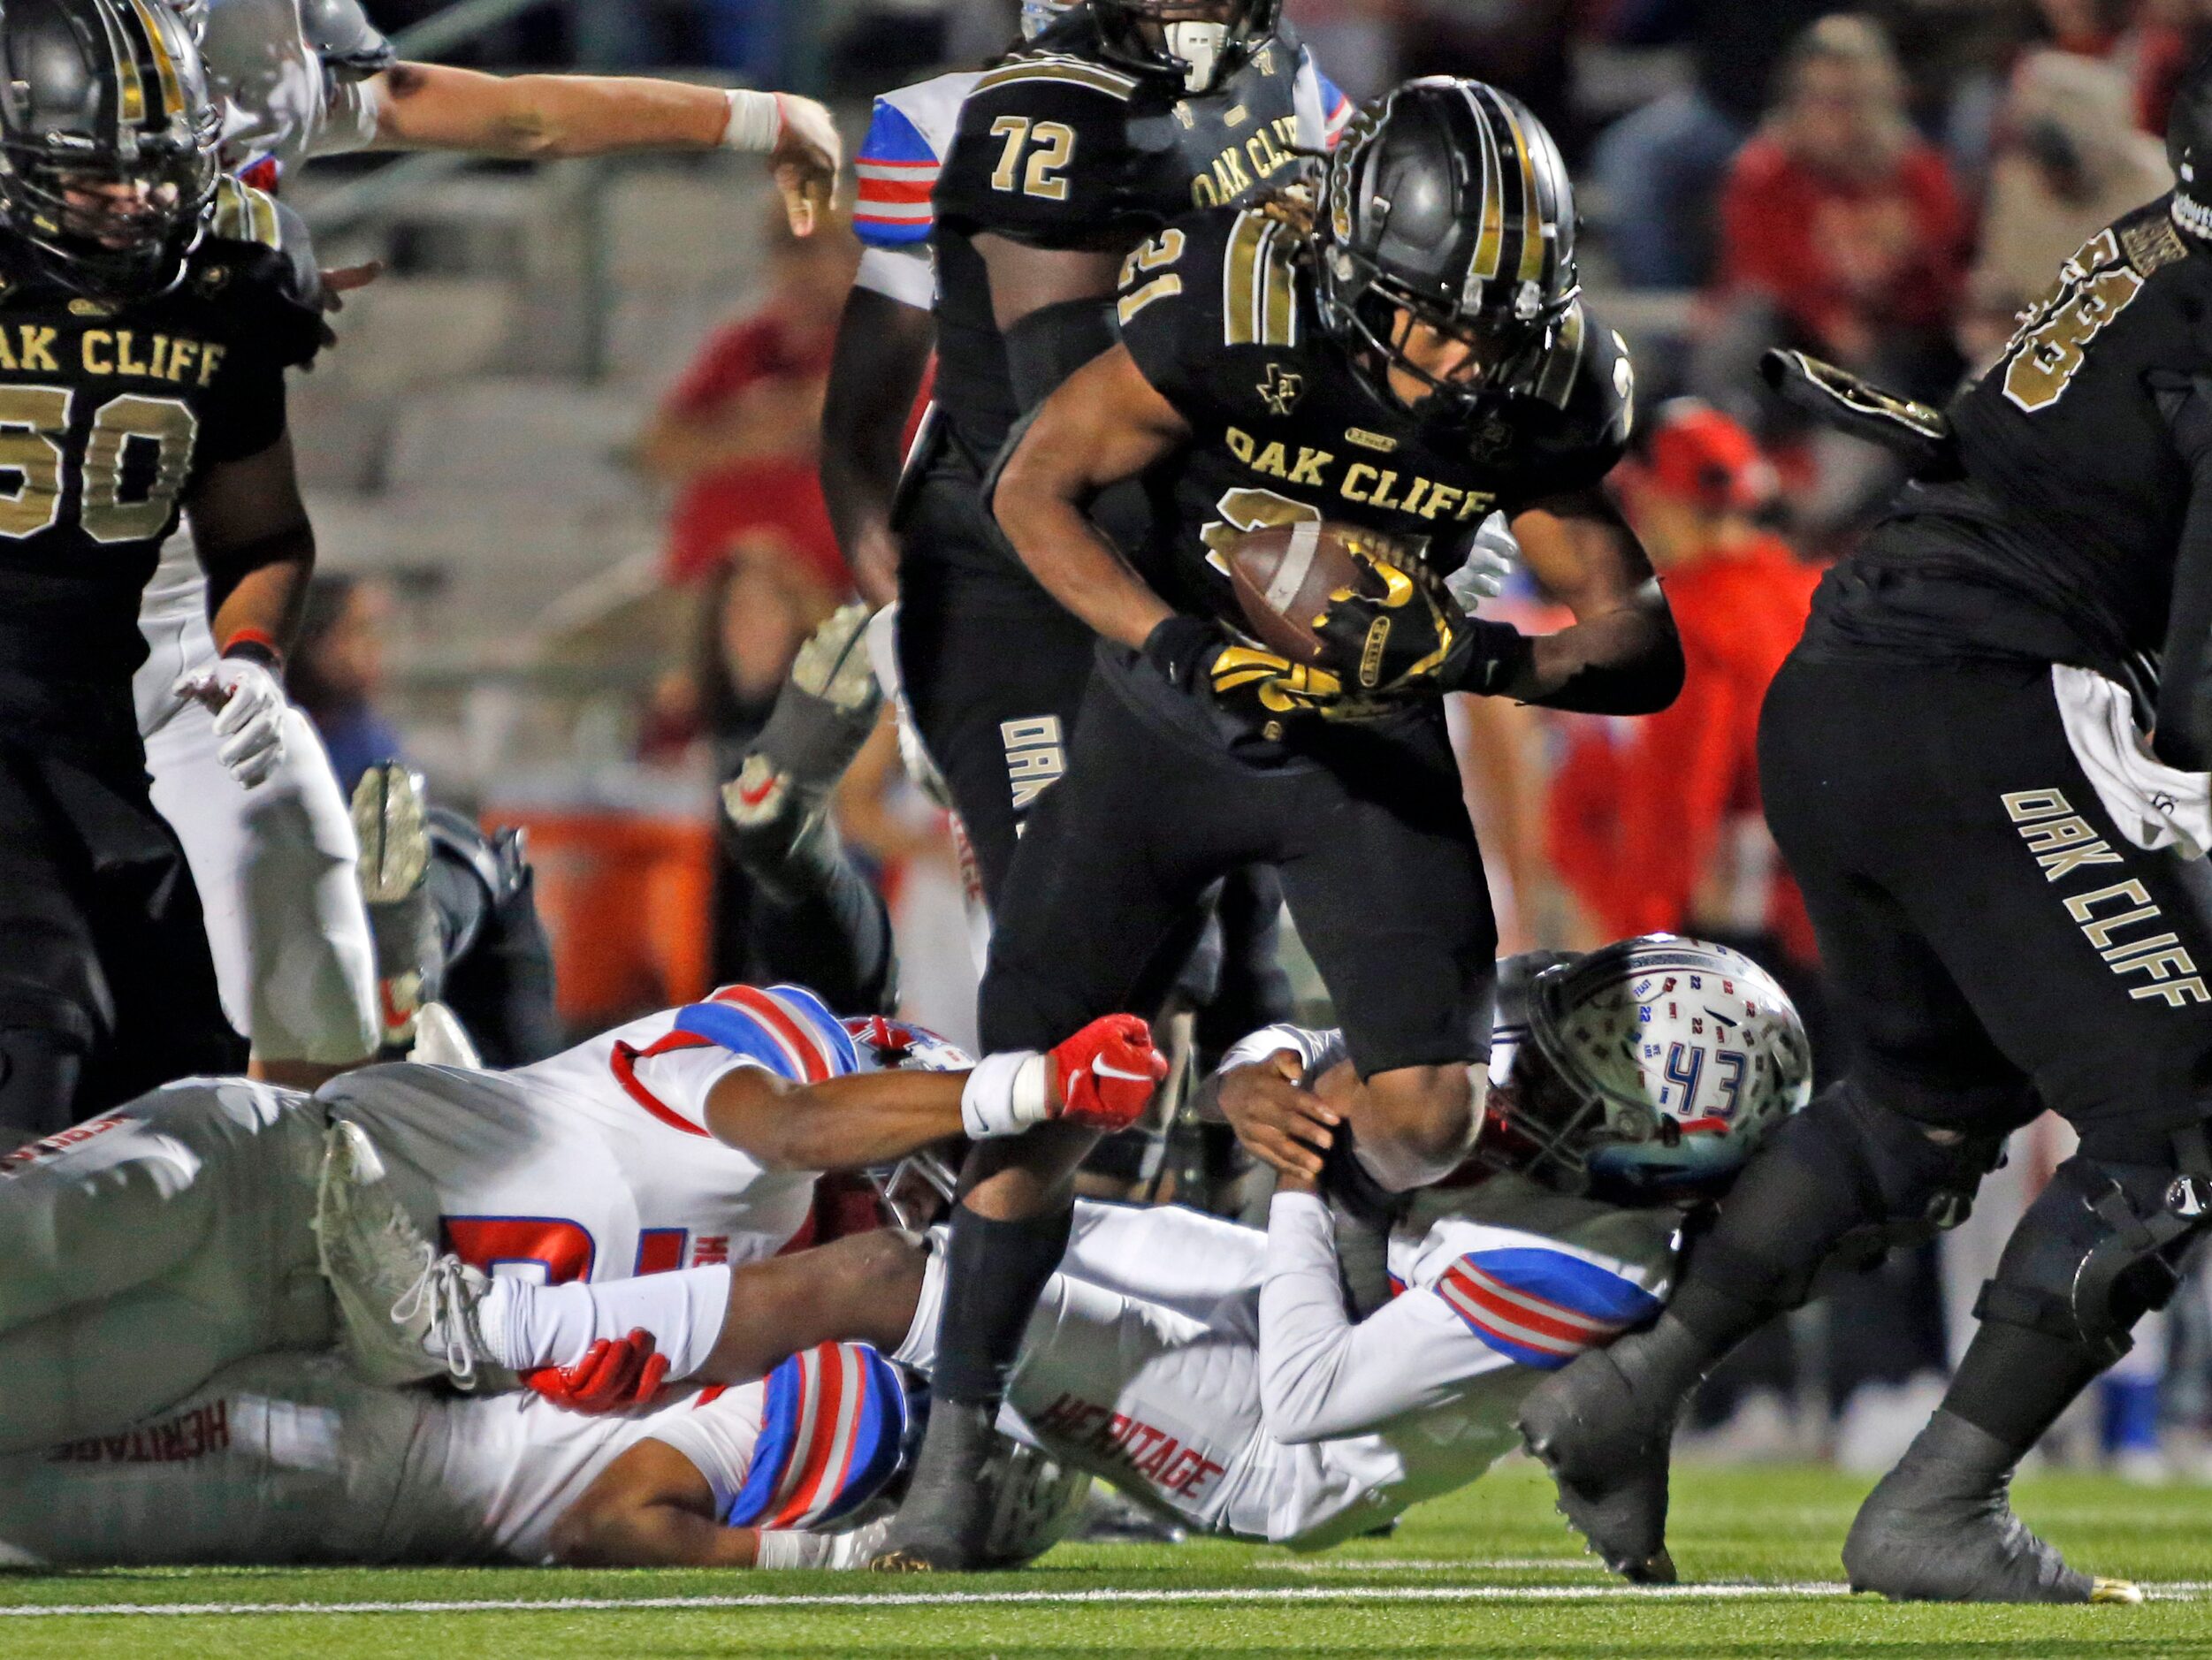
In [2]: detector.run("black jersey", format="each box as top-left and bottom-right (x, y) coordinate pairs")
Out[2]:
(0, 175), (323, 763)
(929, 11), (1327, 477)
(1813, 199), (2212, 675)
(1112, 205), (1635, 630)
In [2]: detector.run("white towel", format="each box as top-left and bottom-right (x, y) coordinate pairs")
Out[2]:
(2050, 664), (2212, 859)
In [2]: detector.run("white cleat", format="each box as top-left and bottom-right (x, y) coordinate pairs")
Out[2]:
(351, 762), (434, 1048)
(314, 1119), (496, 1387)
(408, 1001), (483, 1070)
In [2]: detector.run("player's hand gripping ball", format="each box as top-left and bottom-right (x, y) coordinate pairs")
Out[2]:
(1312, 545), (1506, 699)
(1144, 614), (1346, 731)
(525, 1329), (671, 1414)
(1050, 1014), (1170, 1133)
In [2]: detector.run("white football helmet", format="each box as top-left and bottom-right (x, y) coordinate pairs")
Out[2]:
(1501, 936), (1812, 1200)
(847, 1015), (971, 1231)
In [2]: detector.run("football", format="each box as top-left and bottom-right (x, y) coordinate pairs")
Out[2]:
(1221, 521), (1373, 667)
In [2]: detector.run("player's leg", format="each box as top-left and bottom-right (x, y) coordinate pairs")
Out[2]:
(423, 807), (562, 1066)
(1270, 713), (1496, 1317)
(890, 1228), (1259, 1540)
(882, 678), (1247, 1568)
(1060, 1197), (1268, 1318)
(0, 750), (110, 1138)
(0, 1079), (330, 1451)
(892, 477), (1098, 905)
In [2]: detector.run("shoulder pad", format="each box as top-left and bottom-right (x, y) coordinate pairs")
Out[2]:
(936, 68), (1149, 248)
(203, 180), (323, 318)
(674, 984), (863, 1083)
(1213, 206), (1305, 349)
(970, 49), (1141, 103)
(858, 77), (977, 249)
(1523, 303), (1636, 467)
(1433, 1238), (1664, 1368)
(210, 174), (284, 251)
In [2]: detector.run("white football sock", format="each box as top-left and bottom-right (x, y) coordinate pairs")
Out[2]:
(484, 1264), (733, 1378)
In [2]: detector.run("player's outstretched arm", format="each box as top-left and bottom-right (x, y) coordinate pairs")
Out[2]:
(178, 435), (317, 790)
(1499, 489), (1683, 715)
(551, 1440), (762, 1568)
(820, 286), (938, 606)
(703, 1014), (1170, 1170)
(362, 65), (841, 233)
(994, 343), (1193, 650)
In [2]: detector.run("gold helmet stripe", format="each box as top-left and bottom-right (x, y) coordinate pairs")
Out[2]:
(1499, 96), (1547, 286)
(125, 0), (188, 124)
(94, 0), (148, 135)
(1468, 84), (1505, 284)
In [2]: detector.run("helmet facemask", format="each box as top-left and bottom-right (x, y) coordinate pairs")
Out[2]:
(1, 127), (217, 301)
(0, 0), (223, 302)
(1092, 0), (1281, 93)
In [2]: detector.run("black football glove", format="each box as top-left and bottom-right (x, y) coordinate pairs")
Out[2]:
(1312, 548), (1534, 700)
(1144, 615), (1346, 728)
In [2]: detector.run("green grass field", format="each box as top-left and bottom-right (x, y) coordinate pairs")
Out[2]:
(4, 1461), (2208, 1658)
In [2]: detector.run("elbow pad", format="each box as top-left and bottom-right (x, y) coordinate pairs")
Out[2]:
(1003, 297), (1120, 416)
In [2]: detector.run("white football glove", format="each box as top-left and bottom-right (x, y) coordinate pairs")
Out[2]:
(174, 657), (287, 788)
(1446, 512), (1521, 613)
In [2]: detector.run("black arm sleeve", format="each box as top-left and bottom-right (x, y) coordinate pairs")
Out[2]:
(1003, 295), (1120, 415)
(2152, 377), (2212, 770)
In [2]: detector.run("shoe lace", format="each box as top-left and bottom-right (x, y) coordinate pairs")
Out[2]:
(390, 1249), (484, 1389)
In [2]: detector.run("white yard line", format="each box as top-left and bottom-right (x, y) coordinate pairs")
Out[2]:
(4, 1580), (2201, 1619)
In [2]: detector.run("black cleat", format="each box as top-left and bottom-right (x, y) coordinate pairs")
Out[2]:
(1842, 1411), (2142, 1604)
(871, 1398), (1003, 1572)
(1516, 1313), (1712, 1584)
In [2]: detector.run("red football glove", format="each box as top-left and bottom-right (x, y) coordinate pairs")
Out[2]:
(524, 1329), (670, 1414)
(1050, 1014), (1169, 1132)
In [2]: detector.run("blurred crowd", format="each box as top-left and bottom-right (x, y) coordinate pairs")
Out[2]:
(321, 0), (2212, 1477)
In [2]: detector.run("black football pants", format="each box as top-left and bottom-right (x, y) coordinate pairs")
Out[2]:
(1760, 653), (2212, 1148)
(980, 665), (1496, 1077)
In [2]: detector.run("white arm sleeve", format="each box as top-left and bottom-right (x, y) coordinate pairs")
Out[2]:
(307, 71), (385, 157)
(1258, 1192), (1514, 1444)
(855, 244), (937, 311)
(1216, 1024), (1348, 1082)
(644, 1390), (767, 1519)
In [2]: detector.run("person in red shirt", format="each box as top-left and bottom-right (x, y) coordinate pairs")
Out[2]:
(1698, 13), (1969, 404)
(1547, 401), (1819, 962)
(640, 207), (859, 709)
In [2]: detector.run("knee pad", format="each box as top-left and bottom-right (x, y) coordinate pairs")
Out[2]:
(1698, 1083), (2009, 1308)
(1791, 1081), (2006, 1232)
(1975, 1133), (2212, 1366)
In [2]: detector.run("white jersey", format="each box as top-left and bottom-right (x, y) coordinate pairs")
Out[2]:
(0, 1352), (771, 1566)
(319, 986), (968, 1285)
(900, 1183), (1673, 1547)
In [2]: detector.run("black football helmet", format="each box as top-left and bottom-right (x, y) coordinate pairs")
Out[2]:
(0, 0), (221, 300)
(1090, 1), (1281, 94)
(2169, 49), (2212, 240)
(1316, 78), (1581, 423)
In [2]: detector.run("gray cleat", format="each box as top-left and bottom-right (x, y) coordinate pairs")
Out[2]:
(1516, 1313), (1713, 1584)
(1842, 1410), (2142, 1604)
(351, 761), (436, 1050)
